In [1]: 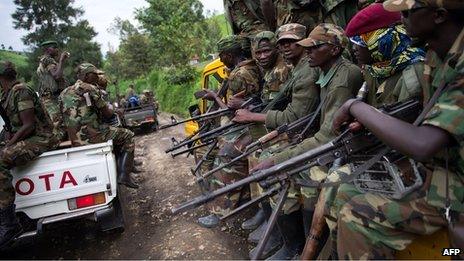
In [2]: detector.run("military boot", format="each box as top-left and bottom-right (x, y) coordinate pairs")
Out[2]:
(198, 214), (220, 228)
(241, 208), (265, 230)
(117, 151), (139, 189)
(0, 204), (22, 249)
(266, 210), (305, 260)
(248, 202), (282, 259)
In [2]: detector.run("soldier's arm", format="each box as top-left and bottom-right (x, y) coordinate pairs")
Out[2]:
(7, 88), (37, 145)
(334, 97), (454, 162)
(265, 69), (320, 129)
(49, 53), (69, 80)
(90, 86), (114, 119)
(260, 0), (276, 31)
(273, 86), (355, 163)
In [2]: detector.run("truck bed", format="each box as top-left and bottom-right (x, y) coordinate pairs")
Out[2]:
(12, 141), (118, 220)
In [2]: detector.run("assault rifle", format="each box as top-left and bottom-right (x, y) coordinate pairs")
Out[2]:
(171, 98), (421, 214)
(197, 110), (319, 181)
(165, 100), (265, 154)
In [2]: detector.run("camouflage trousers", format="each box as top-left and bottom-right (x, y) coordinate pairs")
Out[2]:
(323, 166), (448, 259)
(0, 135), (58, 208)
(208, 127), (251, 216)
(41, 95), (65, 141)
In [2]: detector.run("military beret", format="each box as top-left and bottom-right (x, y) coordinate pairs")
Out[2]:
(298, 23), (348, 49)
(217, 35), (250, 53)
(40, 40), (58, 47)
(252, 31), (277, 50)
(384, 0), (464, 11)
(345, 3), (401, 37)
(276, 23), (307, 43)
(0, 61), (16, 76)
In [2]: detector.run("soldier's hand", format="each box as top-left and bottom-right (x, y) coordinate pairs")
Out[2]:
(332, 99), (359, 132)
(228, 96), (244, 110)
(232, 109), (253, 123)
(60, 51), (70, 62)
(250, 158), (275, 173)
(201, 90), (218, 101)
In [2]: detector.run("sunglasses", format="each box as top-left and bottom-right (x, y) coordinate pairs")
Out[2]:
(401, 7), (427, 18)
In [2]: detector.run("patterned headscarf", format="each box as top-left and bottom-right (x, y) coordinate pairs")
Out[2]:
(350, 24), (425, 79)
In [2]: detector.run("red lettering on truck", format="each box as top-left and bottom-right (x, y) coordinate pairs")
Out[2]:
(15, 178), (34, 195)
(39, 173), (54, 191)
(59, 171), (78, 188)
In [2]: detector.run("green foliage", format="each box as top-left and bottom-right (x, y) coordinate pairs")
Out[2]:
(136, 0), (222, 66)
(105, 32), (155, 80)
(11, 0), (102, 83)
(164, 66), (197, 85)
(0, 50), (29, 82)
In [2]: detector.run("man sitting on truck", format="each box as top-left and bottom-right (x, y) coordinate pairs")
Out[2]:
(59, 63), (139, 189)
(0, 61), (59, 248)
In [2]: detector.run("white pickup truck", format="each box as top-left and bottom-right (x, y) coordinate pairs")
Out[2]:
(11, 140), (125, 242)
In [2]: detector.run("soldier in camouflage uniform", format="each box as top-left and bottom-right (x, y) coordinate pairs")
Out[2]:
(224, 0), (269, 36)
(248, 23), (363, 259)
(233, 23), (321, 259)
(0, 61), (59, 247)
(313, 4), (427, 257)
(239, 31), (292, 237)
(197, 35), (263, 228)
(325, 0), (464, 258)
(36, 41), (69, 141)
(60, 63), (138, 189)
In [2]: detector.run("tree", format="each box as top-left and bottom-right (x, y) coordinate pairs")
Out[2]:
(11, 0), (102, 83)
(106, 18), (155, 79)
(136, 0), (221, 67)
(1, 44), (4, 50)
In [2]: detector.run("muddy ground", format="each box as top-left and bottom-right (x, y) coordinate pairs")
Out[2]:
(1, 113), (255, 259)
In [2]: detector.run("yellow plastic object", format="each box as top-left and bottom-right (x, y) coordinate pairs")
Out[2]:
(184, 58), (228, 138)
(184, 120), (199, 138)
(199, 58), (228, 114)
(396, 228), (450, 260)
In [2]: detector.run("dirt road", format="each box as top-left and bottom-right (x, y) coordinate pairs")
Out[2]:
(1, 113), (252, 259)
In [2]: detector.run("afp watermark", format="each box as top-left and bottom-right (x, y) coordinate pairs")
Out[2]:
(442, 248), (462, 256)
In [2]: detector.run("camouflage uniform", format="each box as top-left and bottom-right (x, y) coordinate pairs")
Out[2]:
(208, 36), (263, 216)
(273, 0), (320, 33)
(60, 79), (135, 154)
(0, 81), (58, 208)
(328, 2), (464, 258)
(319, 0), (358, 29)
(224, 0), (268, 36)
(36, 54), (68, 140)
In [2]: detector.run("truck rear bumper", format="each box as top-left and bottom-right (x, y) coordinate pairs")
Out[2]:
(17, 204), (112, 240)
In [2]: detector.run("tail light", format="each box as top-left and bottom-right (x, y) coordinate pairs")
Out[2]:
(145, 116), (155, 122)
(68, 192), (106, 210)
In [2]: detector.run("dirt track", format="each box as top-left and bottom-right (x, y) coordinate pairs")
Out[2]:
(1, 113), (252, 259)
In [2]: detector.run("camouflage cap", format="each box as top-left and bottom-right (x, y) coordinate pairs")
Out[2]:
(252, 31), (276, 50)
(217, 35), (251, 53)
(276, 23), (307, 43)
(297, 23), (348, 49)
(384, 0), (464, 11)
(40, 40), (58, 47)
(77, 63), (99, 76)
(0, 61), (15, 75)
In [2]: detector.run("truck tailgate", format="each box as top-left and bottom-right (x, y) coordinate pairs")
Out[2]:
(12, 141), (118, 219)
